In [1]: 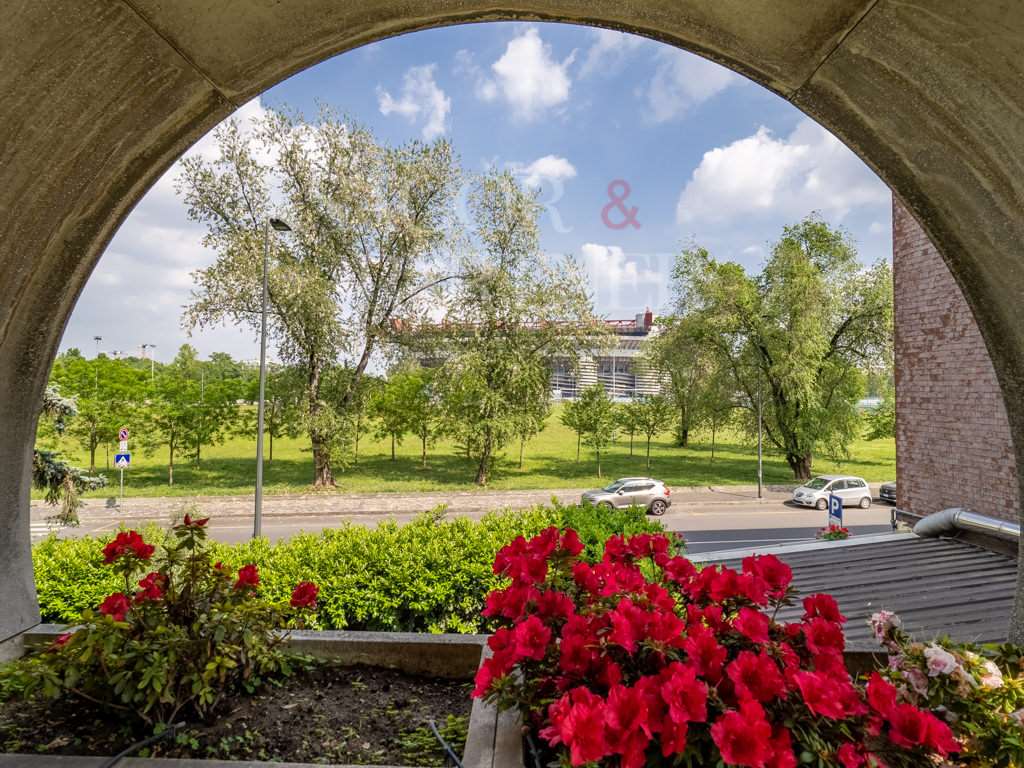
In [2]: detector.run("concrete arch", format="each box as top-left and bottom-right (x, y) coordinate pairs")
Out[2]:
(2, 1), (1023, 643)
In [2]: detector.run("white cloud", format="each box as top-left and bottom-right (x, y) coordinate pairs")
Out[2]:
(643, 48), (737, 122)
(869, 220), (887, 235)
(676, 119), (891, 225)
(508, 154), (577, 188)
(580, 29), (646, 77)
(581, 243), (661, 287)
(488, 28), (575, 120)
(453, 50), (498, 102)
(377, 64), (451, 140)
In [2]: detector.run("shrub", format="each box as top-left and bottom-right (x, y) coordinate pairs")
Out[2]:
(32, 503), (665, 633)
(817, 524), (850, 541)
(474, 528), (961, 768)
(5, 516), (317, 725)
(870, 611), (1024, 767)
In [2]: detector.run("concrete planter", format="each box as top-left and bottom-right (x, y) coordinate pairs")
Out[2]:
(0, 627), (523, 768)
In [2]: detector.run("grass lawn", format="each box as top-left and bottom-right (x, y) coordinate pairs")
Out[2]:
(37, 403), (895, 498)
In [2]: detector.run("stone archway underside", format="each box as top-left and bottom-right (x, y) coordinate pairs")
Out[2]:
(3, 1), (1024, 642)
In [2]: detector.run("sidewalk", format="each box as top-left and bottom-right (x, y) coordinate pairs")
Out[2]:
(31, 483), (843, 523)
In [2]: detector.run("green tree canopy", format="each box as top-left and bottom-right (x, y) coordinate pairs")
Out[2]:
(576, 383), (618, 478)
(671, 214), (893, 479)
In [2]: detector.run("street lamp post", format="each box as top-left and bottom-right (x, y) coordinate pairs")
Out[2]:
(254, 217), (291, 539)
(757, 373), (764, 500)
(141, 344), (156, 383)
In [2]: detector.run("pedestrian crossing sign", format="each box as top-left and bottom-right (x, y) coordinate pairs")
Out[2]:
(114, 453), (131, 468)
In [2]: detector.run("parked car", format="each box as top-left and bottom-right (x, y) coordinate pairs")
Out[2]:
(581, 477), (672, 515)
(879, 481), (896, 504)
(792, 475), (872, 510)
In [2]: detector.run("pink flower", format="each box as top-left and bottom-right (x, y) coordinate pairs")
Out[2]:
(923, 644), (958, 676)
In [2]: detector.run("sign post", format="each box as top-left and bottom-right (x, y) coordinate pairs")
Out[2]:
(114, 427), (130, 509)
(827, 493), (843, 528)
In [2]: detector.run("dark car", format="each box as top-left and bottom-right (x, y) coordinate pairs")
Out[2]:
(879, 481), (896, 504)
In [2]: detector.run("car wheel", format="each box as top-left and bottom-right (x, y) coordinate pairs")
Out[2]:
(597, 501), (614, 510)
(815, 498), (827, 510)
(859, 496), (871, 509)
(649, 500), (667, 516)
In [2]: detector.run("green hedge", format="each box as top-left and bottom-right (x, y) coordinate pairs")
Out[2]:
(32, 503), (665, 633)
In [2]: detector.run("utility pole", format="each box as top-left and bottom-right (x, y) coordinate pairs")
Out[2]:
(254, 216), (291, 539)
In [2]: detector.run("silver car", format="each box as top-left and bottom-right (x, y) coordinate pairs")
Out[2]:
(792, 475), (872, 510)
(581, 477), (672, 516)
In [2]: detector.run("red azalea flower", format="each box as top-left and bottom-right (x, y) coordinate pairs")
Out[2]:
(837, 743), (866, 768)
(559, 529), (584, 556)
(99, 592), (131, 621)
(803, 617), (845, 655)
(290, 581), (319, 608)
(610, 598), (649, 653)
(494, 535), (548, 584)
(513, 614), (551, 661)
(924, 712), (960, 756)
(711, 700), (774, 768)
(734, 607), (771, 643)
(606, 684), (651, 768)
(709, 566), (742, 602)
(646, 606), (685, 647)
(793, 671), (851, 719)
(728, 651), (787, 703)
(543, 687), (609, 766)
(627, 532), (670, 560)
(802, 593), (846, 623)
(682, 625), (727, 682)
(134, 571), (166, 603)
(472, 660), (495, 698)
(742, 554), (793, 599)
(558, 615), (598, 675)
(234, 563), (260, 590)
(659, 662), (708, 724)
(886, 703), (932, 749)
(482, 582), (539, 620)
(182, 513), (210, 528)
(102, 530), (154, 564)
(866, 672), (898, 717)
(660, 556), (696, 586)
(49, 632), (74, 651)
(535, 589), (575, 622)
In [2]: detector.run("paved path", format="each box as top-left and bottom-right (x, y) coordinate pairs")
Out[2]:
(30, 484), (894, 545)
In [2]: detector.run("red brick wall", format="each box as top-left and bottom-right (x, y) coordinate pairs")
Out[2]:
(893, 199), (1020, 521)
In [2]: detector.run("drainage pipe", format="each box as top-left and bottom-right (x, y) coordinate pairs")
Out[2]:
(912, 507), (1020, 542)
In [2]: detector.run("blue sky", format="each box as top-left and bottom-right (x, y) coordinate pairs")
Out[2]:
(63, 22), (892, 363)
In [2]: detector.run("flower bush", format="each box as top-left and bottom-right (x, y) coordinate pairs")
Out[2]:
(871, 611), (1024, 766)
(817, 525), (851, 541)
(1, 515), (318, 725)
(475, 528), (960, 768)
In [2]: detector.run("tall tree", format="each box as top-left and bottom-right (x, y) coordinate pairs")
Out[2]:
(645, 317), (712, 447)
(369, 371), (418, 461)
(672, 215), (893, 479)
(434, 170), (603, 485)
(634, 394), (674, 471)
(576, 383), (617, 478)
(178, 107), (460, 487)
(238, 363), (304, 463)
(560, 397), (586, 462)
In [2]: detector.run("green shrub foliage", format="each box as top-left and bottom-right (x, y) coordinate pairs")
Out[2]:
(32, 503), (666, 634)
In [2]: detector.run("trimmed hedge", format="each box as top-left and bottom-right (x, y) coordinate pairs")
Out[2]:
(32, 503), (666, 633)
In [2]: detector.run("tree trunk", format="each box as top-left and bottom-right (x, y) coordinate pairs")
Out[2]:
(596, 447), (602, 478)
(391, 434), (396, 461)
(269, 430), (274, 463)
(676, 406), (689, 447)
(711, 421), (716, 465)
(475, 439), (491, 486)
(105, 442), (109, 470)
(519, 436), (525, 469)
(168, 440), (174, 486)
(787, 452), (813, 481)
(89, 429), (96, 473)
(354, 413), (361, 467)
(421, 432), (427, 469)
(646, 437), (652, 470)
(307, 360), (334, 487)
(629, 432), (634, 456)
(576, 432), (581, 462)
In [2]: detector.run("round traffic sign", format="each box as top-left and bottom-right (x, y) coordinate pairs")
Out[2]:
(118, 427), (129, 441)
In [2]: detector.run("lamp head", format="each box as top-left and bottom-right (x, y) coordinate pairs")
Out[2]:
(269, 217), (291, 232)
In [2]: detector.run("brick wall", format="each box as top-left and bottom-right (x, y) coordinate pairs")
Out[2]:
(893, 199), (1020, 521)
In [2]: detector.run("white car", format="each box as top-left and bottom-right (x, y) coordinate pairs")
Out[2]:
(792, 475), (872, 510)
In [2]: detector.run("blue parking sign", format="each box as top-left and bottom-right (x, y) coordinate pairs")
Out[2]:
(827, 494), (843, 527)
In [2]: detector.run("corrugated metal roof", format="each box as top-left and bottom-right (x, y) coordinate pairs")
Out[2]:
(699, 534), (1015, 649)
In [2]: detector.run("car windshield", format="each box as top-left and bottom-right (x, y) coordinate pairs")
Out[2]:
(603, 482), (625, 493)
(805, 477), (831, 490)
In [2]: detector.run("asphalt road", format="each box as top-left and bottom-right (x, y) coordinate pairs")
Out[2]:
(30, 485), (897, 556)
